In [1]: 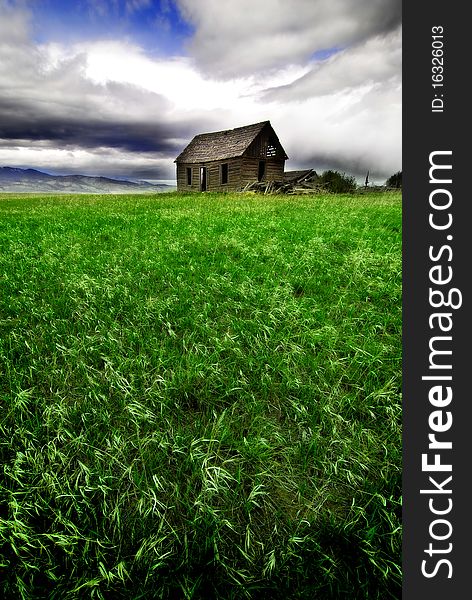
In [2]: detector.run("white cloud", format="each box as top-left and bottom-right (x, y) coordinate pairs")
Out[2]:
(263, 27), (401, 100)
(79, 40), (309, 111)
(0, 1), (401, 182)
(176, 0), (401, 78)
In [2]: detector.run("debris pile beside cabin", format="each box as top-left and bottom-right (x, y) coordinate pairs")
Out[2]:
(242, 169), (322, 194)
(242, 170), (398, 195)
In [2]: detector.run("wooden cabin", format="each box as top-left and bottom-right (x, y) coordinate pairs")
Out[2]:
(174, 121), (288, 192)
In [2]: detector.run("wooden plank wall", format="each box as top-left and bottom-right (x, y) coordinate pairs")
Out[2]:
(177, 159), (242, 191)
(246, 129), (285, 159)
(240, 158), (285, 187)
(207, 159), (242, 192)
(177, 157), (285, 192)
(176, 164), (199, 190)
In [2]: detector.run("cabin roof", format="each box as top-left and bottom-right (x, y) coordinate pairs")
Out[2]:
(175, 121), (287, 163)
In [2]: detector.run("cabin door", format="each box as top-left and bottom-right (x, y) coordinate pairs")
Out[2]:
(200, 167), (207, 191)
(258, 160), (266, 182)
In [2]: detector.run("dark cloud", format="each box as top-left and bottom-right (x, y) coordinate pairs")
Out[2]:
(0, 1), (401, 182)
(127, 166), (170, 180)
(262, 27), (401, 102)
(296, 153), (393, 184)
(177, 0), (401, 78)
(0, 5), (214, 176)
(0, 96), (192, 154)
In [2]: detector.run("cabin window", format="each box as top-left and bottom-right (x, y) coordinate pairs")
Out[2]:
(220, 163), (228, 185)
(186, 167), (192, 186)
(266, 143), (277, 157)
(258, 161), (266, 182)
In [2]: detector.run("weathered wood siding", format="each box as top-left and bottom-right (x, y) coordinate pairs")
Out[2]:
(240, 157), (285, 188)
(245, 126), (286, 159)
(176, 163), (200, 190)
(175, 123), (287, 192)
(207, 159), (242, 192)
(177, 159), (242, 192)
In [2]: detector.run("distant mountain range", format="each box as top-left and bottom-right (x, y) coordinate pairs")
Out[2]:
(0, 167), (175, 194)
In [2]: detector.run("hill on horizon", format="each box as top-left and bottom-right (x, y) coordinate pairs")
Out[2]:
(0, 167), (175, 194)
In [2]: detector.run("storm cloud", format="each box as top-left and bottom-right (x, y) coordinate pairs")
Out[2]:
(0, 0), (401, 182)
(177, 0), (401, 78)
(0, 93), (197, 155)
(262, 28), (401, 101)
(0, 4), (216, 178)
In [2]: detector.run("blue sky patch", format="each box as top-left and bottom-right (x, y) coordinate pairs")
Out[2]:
(30, 0), (193, 55)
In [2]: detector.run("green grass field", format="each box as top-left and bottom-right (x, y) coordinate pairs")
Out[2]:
(0, 191), (401, 599)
